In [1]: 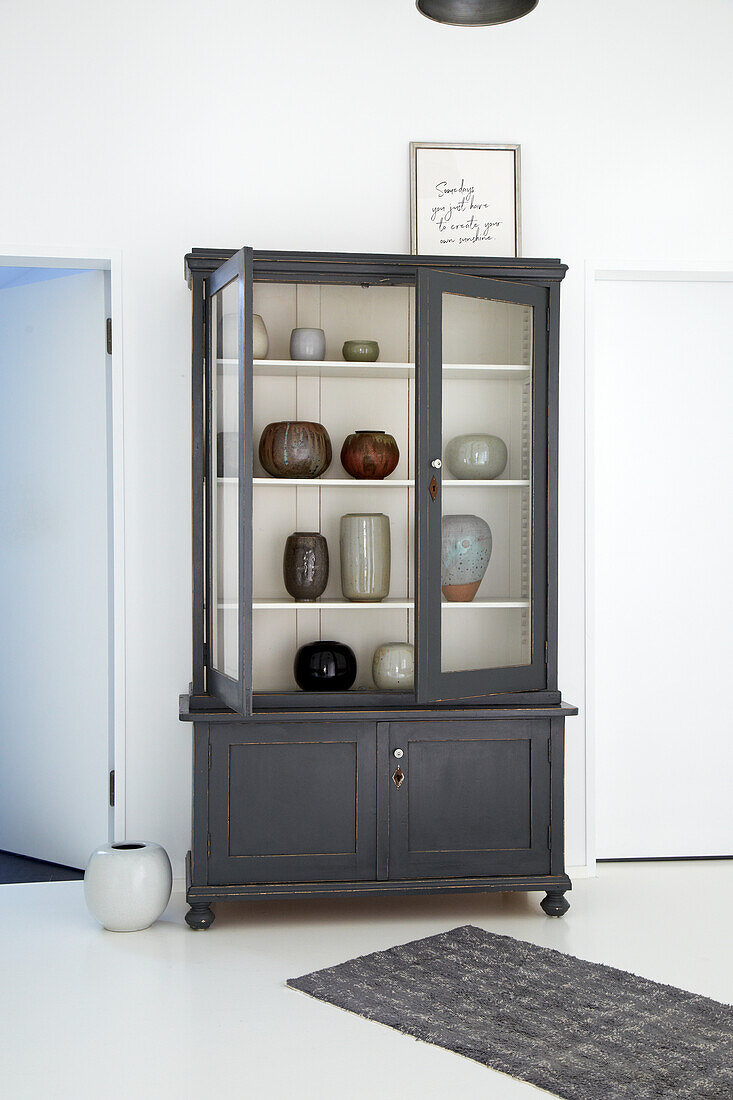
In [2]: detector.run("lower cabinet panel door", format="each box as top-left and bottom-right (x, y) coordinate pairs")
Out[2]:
(387, 721), (551, 879)
(208, 723), (377, 884)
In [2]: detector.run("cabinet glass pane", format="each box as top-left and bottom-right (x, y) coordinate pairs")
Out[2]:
(209, 279), (239, 679)
(440, 292), (533, 673)
(249, 280), (415, 694)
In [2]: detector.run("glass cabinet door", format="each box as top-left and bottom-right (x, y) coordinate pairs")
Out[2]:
(417, 270), (548, 702)
(206, 248), (253, 713)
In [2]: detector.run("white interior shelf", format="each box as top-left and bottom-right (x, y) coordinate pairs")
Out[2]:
(218, 477), (530, 488)
(217, 598), (529, 611)
(217, 358), (530, 382)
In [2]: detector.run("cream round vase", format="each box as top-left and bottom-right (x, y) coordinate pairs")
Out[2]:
(339, 513), (391, 602)
(222, 312), (269, 359)
(84, 842), (173, 932)
(372, 642), (414, 690)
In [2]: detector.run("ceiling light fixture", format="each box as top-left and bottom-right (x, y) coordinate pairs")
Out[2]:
(417, 0), (539, 27)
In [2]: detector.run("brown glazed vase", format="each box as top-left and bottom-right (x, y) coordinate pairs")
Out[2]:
(283, 533), (329, 601)
(259, 421), (332, 478)
(340, 431), (400, 480)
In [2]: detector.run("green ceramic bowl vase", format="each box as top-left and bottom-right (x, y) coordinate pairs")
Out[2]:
(342, 340), (380, 363)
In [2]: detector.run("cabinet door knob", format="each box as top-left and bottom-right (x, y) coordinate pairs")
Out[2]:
(431, 458), (442, 469)
(393, 748), (404, 759)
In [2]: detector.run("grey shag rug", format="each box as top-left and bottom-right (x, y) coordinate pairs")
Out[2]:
(288, 924), (733, 1099)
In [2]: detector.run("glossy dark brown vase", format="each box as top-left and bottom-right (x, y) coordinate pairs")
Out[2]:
(293, 641), (357, 692)
(283, 532), (329, 601)
(340, 431), (400, 480)
(259, 421), (332, 478)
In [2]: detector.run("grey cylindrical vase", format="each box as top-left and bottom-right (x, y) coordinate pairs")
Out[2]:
(340, 513), (391, 602)
(290, 327), (326, 361)
(283, 532), (329, 601)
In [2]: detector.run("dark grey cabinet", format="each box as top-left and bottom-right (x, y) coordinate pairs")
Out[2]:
(208, 722), (376, 884)
(386, 720), (550, 880)
(181, 247), (577, 929)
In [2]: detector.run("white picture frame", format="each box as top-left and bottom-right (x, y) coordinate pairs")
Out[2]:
(410, 142), (522, 257)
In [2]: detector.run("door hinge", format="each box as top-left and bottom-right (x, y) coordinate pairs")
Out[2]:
(548, 738), (552, 763)
(547, 824), (552, 849)
(106, 317), (112, 355)
(109, 769), (115, 807)
(207, 833), (211, 858)
(545, 641), (548, 664)
(208, 744), (212, 771)
(546, 306), (551, 332)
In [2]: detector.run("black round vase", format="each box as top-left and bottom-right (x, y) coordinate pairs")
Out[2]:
(293, 641), (357, 692)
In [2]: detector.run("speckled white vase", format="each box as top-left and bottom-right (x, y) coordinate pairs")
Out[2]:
(84, 842), (172, 932)
(372, 642), (414, 690)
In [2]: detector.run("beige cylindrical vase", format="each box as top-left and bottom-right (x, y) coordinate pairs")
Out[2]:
(339, 513), (391, 602)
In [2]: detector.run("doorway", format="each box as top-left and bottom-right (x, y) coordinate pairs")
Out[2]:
(0, 255), (124, 875)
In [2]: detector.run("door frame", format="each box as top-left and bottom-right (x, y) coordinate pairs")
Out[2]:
(204, 247), (253, 715)
(416, 268), (550, 704)
(584, 260), (733, 866)
(0, 247), (126, 842)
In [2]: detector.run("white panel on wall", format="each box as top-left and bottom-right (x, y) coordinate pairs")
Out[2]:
(591, 274), (733, 858)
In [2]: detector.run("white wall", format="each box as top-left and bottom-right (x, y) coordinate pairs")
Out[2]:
(591, 274), (733, 858)
(1, 0), (731, 875)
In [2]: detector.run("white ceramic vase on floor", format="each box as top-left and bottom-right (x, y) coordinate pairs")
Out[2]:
(84, 841), (172, 932)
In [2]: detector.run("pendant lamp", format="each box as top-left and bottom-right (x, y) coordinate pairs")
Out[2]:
(417, 0), (539, 26)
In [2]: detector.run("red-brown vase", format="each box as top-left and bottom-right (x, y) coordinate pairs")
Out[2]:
(340, 431), (400, 480)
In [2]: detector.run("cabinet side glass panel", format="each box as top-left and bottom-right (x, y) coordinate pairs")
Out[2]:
(209, 279), (240, 680)
(247, 281), (415, 695)
(440, 292), (533, 673)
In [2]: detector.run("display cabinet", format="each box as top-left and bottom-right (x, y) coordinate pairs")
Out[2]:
(180, 247), (576, 929)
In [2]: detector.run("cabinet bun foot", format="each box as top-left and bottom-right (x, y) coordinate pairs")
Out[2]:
(185, 903), (215, 930)
(540, 891), (570, 917)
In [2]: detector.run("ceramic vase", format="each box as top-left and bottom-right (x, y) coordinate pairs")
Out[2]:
(83, 842), (172, 932)
(342, 340), (379, 362)
(445, 433), (508, 480)
(290, 327), (326, 361)
(222, 312), (268, 358)
(258, 421), (332, 478)
(293, 640), (357, 691)
(283, 532), (329, 601)
(340, 513), (391, 602)
(252, 314), (269, 359)
(441, 514), (492, 602)
(340, 431), (400, 480)
(372, 642), (414, 691)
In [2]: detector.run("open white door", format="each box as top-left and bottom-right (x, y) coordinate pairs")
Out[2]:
(0, 268), (112, 868)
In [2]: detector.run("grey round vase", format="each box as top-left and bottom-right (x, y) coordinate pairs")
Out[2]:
(340, 513), (391, 602)
(283, 532), (329, 601)
(445, 433), (508, 480)
(441, 514), (492, 602)
(290, 327), (326, 361)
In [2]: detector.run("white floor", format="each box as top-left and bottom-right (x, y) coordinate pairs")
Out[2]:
(1, 862), (731, 1100)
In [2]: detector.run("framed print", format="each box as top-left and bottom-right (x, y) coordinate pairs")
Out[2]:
(410, 142), (521, 256)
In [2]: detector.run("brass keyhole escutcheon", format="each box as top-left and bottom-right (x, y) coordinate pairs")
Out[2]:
(392, 765), (404, 790)
(429, 475), (438, 502)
